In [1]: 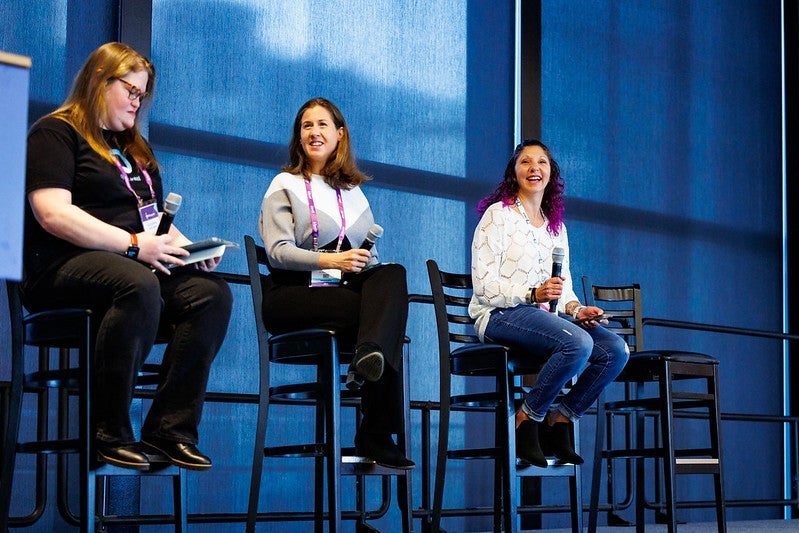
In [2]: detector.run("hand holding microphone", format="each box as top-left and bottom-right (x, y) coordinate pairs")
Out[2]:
(341, 224), (383, 273)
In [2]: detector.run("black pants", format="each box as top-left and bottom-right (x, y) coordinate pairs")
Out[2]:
(262, 263), (408, 434)
(22, 251), (233, 445)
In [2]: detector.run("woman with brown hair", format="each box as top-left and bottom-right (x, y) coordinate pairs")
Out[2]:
(258, 97), (413, 469)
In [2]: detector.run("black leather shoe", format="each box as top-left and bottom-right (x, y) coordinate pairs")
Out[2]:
(141, 436), (212, 470)
(97, 443), (150, 471)
(355, 432), (415, 470)
(353, 342), (384, 382)
(515, 420), (548, 467)
(540, 421), (584, 465)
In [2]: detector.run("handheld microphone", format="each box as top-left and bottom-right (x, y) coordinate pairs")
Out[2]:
(359, 224), (384, 251)
(549, 246), (565, 313)
(156, 193), (182, 235)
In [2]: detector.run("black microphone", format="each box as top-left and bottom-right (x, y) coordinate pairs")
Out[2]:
(359, 224), (384, 251)
(549, 246), (565, 313)
(156, 193), (182, 235)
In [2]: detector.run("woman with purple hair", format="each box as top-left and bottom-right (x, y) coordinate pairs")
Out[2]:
(469, 139), (629, 467)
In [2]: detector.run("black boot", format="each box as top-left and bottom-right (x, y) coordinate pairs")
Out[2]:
(540, 421), (584, 465)
(515, 420), (547, 467)
(355, 431), (415, 469)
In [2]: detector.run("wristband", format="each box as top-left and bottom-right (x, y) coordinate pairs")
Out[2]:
(526, 286), (538, 305)
(125, 233), (140, 259)
(572, 305), (585, 319)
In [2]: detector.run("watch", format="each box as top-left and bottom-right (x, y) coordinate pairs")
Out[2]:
(125, 233), (140, 259)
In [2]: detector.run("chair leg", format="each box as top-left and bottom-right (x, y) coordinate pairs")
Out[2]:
(634, 382), (646, 533)
(431, 371), (451, 532)
(500, 361), (517, 533)
(0, 328), (24, 530)
(569, 466), (582, 533)
(398, 354), (414, 533)
(78, 321), (96, 533)
(660, 368), (677, 533)
(246, 353), (272, 533)
(173, 467), (187, 532)
(588, 391), (607, 533)
(315, 405), (325, 533)
(323, 338), (342, 533)
(709, 367), (726, 533)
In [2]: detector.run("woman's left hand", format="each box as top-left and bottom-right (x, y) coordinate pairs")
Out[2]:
(575, 305), (607, 329)
(195, 256), (222, 272)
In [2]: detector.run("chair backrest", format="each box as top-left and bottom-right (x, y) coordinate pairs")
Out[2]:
(581, 276), (645, 352)
(426, 259), (481, 350)
(244, 235), (271, 362)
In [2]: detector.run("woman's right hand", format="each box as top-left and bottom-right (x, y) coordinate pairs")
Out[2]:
(318, 249), (371, 273)
(135, 232), (189, 273)
(536, 276), (564, 303)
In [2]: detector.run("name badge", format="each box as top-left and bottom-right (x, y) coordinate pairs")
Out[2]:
(139, 200), (160, 234)
(310, 268), (342, 287)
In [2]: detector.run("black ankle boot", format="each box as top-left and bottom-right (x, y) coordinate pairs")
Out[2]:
(515, 420), (547, 467)
(540, 421), (584, 465)
(354, 432), (415, 469)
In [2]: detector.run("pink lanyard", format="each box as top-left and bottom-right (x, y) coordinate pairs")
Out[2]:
(304, 178), (346, 252)
(112, 150), (156, 206)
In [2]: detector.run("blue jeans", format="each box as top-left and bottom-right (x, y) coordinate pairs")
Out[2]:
(484, 305), (629, 422)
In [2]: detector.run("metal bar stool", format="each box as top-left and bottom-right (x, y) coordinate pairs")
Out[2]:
(426, 259), (581, 533)
(582, 278), (725, 533)
(244, 235), (413, 532)
(1, 280), (187, 532)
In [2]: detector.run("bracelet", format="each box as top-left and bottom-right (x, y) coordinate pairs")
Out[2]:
(572, 305), (586, 319)
(526, 287), (537, 305)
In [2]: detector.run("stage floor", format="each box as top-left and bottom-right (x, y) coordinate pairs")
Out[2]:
(542, 518), (798, 532)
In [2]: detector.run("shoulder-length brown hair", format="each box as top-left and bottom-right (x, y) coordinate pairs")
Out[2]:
(49, 42), (157, 168)
(282, 97), (370, 189)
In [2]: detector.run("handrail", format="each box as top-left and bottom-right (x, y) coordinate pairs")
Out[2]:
(643, 316), (799, 342)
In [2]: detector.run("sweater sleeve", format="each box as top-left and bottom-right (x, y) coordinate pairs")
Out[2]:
(258, 174), (321, 271)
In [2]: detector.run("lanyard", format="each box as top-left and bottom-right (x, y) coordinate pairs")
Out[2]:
(111, 148), (156, 206)
(304, 178), (346, 252)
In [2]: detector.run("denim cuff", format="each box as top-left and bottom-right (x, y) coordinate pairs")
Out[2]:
(520, 401), (545, 422)
(553, 403), (579, 422)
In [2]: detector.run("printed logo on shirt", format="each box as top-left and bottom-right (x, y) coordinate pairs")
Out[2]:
(111, 149), (141, 182)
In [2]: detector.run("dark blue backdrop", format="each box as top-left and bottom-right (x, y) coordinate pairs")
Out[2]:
(0, 0), (785, 531)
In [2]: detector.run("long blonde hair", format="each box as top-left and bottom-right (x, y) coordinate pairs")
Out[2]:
(50, 42), (156, 168)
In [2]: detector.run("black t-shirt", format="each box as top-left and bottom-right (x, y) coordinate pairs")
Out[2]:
(23, 116), (164, 283)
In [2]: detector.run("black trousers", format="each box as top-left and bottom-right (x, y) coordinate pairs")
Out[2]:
(22, 251), (233, 445)
(261, 263), (408, 434)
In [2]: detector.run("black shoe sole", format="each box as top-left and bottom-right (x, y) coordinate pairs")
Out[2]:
(355, 351), (384, 382)
(373, 459), (416, 470)
(140, 440), (212, 471)
(97, 451), (150, 471)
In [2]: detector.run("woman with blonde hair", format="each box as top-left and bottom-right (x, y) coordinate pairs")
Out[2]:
(22, 42), (232, 471)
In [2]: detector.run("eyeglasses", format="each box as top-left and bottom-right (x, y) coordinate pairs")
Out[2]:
(114, 78), (148, 102)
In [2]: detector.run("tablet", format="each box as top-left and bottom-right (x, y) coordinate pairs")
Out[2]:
(182, 237), (236, 253)
(170, 237), (239, 267)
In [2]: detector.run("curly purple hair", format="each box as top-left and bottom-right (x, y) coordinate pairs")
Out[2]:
(477, 138), (565, 235)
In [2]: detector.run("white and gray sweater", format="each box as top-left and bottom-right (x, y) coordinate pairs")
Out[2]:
(258, 172), (378, 272)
